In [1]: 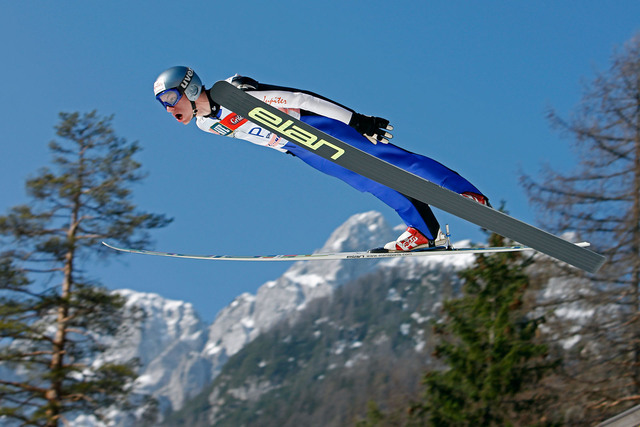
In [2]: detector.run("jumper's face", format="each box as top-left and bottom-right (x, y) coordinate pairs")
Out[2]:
(165, 93), (193, 125)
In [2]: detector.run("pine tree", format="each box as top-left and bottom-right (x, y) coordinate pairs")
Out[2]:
(0, 111), (171, 426)
(410, 234), (558, 426)
(521, 33), (640, 420)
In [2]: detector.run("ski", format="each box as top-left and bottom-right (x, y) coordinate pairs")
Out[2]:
(209, 81), (606, 273)
(102, 241), (590, 262)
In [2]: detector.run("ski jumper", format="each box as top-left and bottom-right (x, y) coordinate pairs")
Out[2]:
(196, 76), (486, 240)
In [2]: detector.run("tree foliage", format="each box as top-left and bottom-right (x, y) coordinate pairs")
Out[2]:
(0, 111), (171, 426)
(521, 33), (640, 420)
(410, 235), (558, 426)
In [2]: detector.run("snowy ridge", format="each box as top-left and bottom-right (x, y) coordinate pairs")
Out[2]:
(203, 211), (397, 373)
(104, 290), (212, 411)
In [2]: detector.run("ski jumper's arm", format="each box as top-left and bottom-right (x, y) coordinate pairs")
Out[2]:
(231, 76), (393, 144)
(235, 79), (355, 124)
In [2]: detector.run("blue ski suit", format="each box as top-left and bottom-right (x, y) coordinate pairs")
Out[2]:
(196, 76), (486, 240)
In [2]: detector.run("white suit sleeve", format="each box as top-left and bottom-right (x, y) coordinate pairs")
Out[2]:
(247, 89), (354, 124)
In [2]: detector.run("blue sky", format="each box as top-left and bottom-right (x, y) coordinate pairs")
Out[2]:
(2, 2), (638, 322)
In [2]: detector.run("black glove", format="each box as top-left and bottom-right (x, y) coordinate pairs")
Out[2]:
(348, 113), (394, 144)
(230, 75), (259, 90)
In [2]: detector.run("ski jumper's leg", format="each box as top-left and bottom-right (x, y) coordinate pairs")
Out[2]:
(284, 115), (485, 240)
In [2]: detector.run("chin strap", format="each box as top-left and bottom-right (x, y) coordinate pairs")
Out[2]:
(190, 100), (198, 118)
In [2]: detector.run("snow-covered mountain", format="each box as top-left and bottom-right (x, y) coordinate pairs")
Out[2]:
(103, 212), (389, 415)
(202, 212), (397, 374)
(88, 211), (479, 425)
(109, 290), (211, 411)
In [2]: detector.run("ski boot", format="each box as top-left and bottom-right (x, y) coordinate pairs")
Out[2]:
(462, 192), (491, 207)
(370, 227), (450, 253)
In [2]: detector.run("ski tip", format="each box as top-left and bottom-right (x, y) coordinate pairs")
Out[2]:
(102, 241), (121, 251)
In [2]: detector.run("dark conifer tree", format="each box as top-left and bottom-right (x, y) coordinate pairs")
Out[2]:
(411, 234), (557, 426)
(0, 111), (171, 426)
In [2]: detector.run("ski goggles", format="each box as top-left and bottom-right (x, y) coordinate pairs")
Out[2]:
(156, 88), (182, 108)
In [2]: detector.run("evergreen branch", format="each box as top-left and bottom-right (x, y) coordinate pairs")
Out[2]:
(0, 379), (48, 395)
